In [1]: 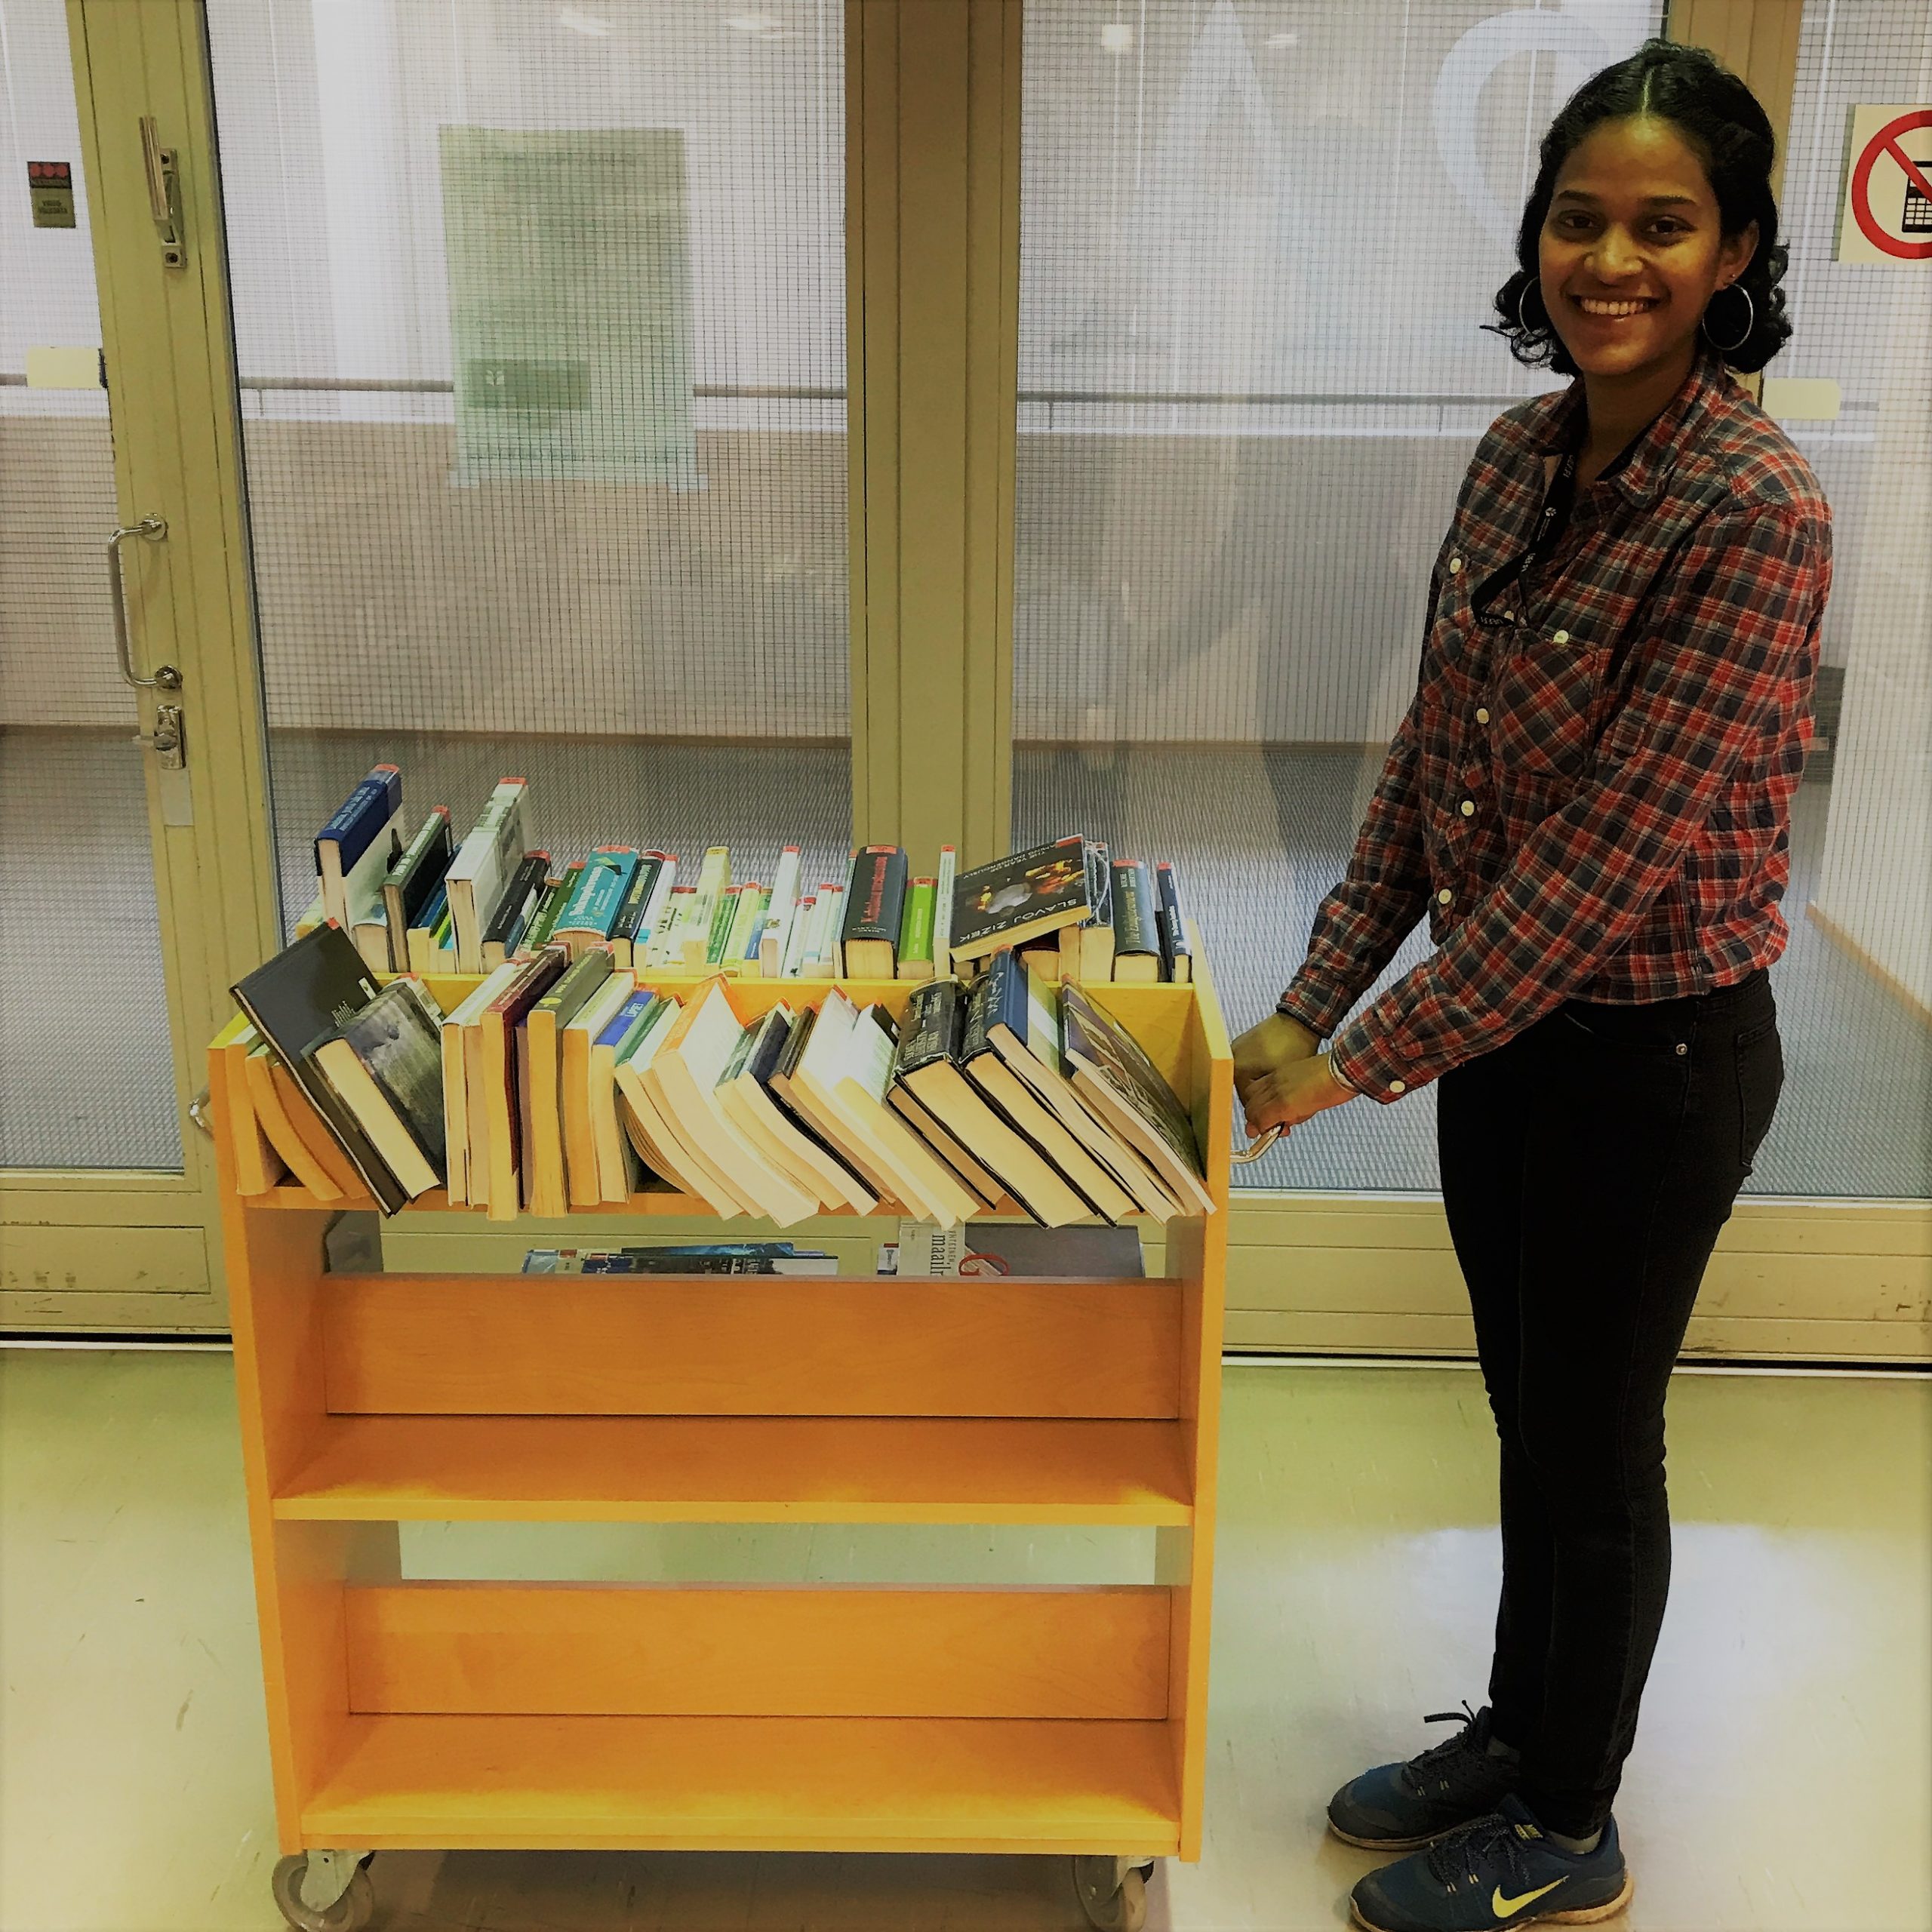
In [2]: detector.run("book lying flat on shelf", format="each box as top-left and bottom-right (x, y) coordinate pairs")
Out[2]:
(948, 838), (1095, 966)
(522, 1243), (840, 1276)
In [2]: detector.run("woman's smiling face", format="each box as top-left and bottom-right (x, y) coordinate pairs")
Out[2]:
(1538, 114), (1757, 382)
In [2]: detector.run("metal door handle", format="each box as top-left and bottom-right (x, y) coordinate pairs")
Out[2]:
(108, 517), (180, 691)
(140, 115), (185, 266)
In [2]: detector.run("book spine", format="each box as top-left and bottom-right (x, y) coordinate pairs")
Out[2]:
(521, 869), (577, 955)
(555, 848), (640, 939)
(759, 847), (801, 974)
(1155, 860), (1192, 980)
(682, 845), (731, 971)
(891, 975), (961, 1077)
(932, 845), (958, 969)
(314, 764), (401, 874)
(780, 894), (816, 977)
(731, 885), (768, 974)
(1111, 859), (1159, 958)
(841, 847), (908, 947)
(648, 885), (699, 967)
(703, 884), (744, 966)
(635, 855), (677, 958)
(896, 878), (936, 979)
(805, 884), (844, 979)
(608, 852), (663, 956)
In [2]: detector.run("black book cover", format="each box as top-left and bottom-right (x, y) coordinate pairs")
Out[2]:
(1110, 860), (1160, 959)
(483, 852), (551, 955)
(892, 977), (967, 1081)
(774, 1002), (819, 1082)
(1155, 861), (1192, 977)
(385, 808), (454, 935)
(612, 852), (667, 944)
(740, 1008), (794, 1088)
(334, 979), (447, 1172)
(231, 925), (406, 1212)
(534, 946), (614, 1030)
(949, 840), (1094, 961)
(959, 950), (1029, 1066)
(841, 847), (910, 946)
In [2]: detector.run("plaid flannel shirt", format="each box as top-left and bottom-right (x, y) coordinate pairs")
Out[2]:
(1279, 346), (1831, 1103)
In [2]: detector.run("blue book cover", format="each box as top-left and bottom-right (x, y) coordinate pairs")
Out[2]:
(595, 989), (657, 1051)
(411, 878), (449, 936)
(314, 764), (401, 874)
(555, 848), (641, 937)
(960, 948), (1029, 1064)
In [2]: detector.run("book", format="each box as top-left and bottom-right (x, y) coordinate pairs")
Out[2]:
(379, 808), (454, 972)
(961, 952), (1136, 1223)
(220, 1024), (285, 1195)
(446, 780), (531, 973)
(648, 884), (700, 967)
(440, 961), (521, 1206)
(804, 883), (844, 978)
(891, 975), (1095, 1226)
(841, 847), (909, 977)
(613, 996), (755, 1218)
(886, 1084), (1004, 1214)
(522, 1244), (840, 1276)
(786, 992), (977, 1227)
(989, 968), (1178, 1222)
(727, 884), (768, 976)
(778, 893), (816, 977)
(478, 947), (569, 1223)
(552, 848), (641, 956)
(561, 969), (638, 1207)
(609, 852), (672, 968)
(1109, 858), (1163, 983)
(589, 990), (665, 1202)
(521, 864), (580, 958)
(931, 845), (957, 975)
(523, 948), (615, 1217)
(481, 853), (550, 969)
(349, 903), (392, 977)
(1155, 861), (1192, 984)
(1060, 981), (1215, 1216)
(315, 764), (401, 929)
(758, 847), (802, 976)
(229, 924), (406, 1214)
(641, 978), (819, 1226)
(243, 1044), (344, 1200)
(895, 877), (937, 980)
(949, 837), (1095, 965)
(310, 978), (446, 1201)
(681, 846), (732, 971)
(1059, 836), (1116, 983)
(263, 1055), (364, 1199)
(715, 1008), (876, 1214)
(405, 879), (450, 974)
(769, 1004), (903, 1206)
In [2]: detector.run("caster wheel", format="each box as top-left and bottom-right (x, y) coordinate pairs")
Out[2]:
(1072, 1855), (1149, 1931)
(271, 1854), (374, 1932)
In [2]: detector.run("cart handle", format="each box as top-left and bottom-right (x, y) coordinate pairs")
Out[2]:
(1230, 1122), (1283, 1166)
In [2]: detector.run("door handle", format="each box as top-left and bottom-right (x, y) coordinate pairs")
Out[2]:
(140, 115), (185, 268)
(108, 516), (180, 691)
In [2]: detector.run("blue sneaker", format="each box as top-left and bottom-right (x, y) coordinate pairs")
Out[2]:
(1329, 1703), (1519, 1850)
(1349, 1794), (1635, 1931)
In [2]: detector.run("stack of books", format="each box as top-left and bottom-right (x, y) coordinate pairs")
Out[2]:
(226, 929), (1214, 1230)
(295, 768), (1196, 986)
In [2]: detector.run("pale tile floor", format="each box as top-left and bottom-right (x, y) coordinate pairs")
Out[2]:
(2, 1350), (1927, 1932)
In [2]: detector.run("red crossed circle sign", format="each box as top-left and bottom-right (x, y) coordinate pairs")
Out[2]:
(1850, 109), (1932, 260)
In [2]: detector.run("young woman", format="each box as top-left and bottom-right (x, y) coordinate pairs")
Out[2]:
(1231, 41), (1828, 1932)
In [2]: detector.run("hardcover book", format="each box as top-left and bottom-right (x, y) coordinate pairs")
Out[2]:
(315, 764), (402, 928)
(1109, 859), (1163, 983)
(949, 838), (1094, 966)
(841, 846), (909, 977)
(312, 978), (447, 1199)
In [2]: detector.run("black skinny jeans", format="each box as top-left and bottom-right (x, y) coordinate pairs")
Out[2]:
(1436, 968), (1783, 1838)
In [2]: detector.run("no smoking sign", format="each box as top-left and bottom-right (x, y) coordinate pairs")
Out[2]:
(1836, 104), (1932, 263)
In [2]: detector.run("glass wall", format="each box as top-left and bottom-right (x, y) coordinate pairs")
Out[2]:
(0, 0), (181, 1170)
(1013, 0), (1930, 1198)
(205, 0), (852, 925)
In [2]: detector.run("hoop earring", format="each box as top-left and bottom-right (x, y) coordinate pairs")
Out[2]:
(1515, 278), (1548, 335)
(1701, 283), (1755, 353)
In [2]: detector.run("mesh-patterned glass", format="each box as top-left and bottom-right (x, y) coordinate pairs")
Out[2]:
(1014, 0), (1930, 1199)
(205, 0), (853, 915)
(0, 0), (181, 1171)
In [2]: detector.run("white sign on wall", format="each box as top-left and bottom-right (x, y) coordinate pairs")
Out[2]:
(1835, 105), (1932, 264)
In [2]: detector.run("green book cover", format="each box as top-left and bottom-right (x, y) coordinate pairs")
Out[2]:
(555, 848), (640, 936)
(525, 870), (577, 951)
(703, 888), (741, 964)
(898, 878), (937, 967)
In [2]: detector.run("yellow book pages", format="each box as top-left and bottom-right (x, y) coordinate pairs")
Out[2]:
(243, 1049), (343, 1201)
(220, 1023), (285, 1195)
(267, 1059), (367, 1200)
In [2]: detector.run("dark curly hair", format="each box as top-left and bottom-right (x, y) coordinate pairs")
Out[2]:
(1488, 38), (1792, 377)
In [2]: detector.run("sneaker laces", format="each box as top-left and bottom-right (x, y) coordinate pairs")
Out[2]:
(1426, 1810), (1535, 1894)
(1401, 1702), (1501, 1797)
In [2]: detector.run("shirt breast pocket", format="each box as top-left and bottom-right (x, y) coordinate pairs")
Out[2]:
(1487, 631), (1611, 781)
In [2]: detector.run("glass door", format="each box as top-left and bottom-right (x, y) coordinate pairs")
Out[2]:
(0, 0), (232, 1328)
(202, 0), (854, 946)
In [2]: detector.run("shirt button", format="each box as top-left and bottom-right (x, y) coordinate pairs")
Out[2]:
(1553, 629), (1571, 645)
(1475, 706), (1491, 724)
(1388, 1079), (1407, 1094)
(1437, 888), (1453, 905)
(1447, 555), (1463, 575)
(1460, 799), (1476, 817)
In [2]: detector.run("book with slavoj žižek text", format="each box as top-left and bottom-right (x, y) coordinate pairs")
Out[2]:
(890, 976), (1094, 1227)
(230, 922), (408, 1214)
(310, 977), (447, 1202)
(1057, 836), (1115, 983)
(949, 837), (1096, 968)
(446, 777), (531, 973)
(841, 846), (909, 978)
(1155, 861), (1192, 984)
(1059, 981), (1215, 1217)
(1108, 859), (1163, 983)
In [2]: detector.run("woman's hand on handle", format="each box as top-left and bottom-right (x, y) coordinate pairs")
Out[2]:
(1231, 1011), (1360, 1140)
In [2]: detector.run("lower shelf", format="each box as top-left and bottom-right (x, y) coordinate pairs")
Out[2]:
(301, 1712), (1181, 1855)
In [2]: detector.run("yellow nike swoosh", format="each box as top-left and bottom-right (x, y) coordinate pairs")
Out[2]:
(1492, 1878), (1564, 1918)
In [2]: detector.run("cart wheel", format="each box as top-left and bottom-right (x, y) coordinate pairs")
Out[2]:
(1072, 1856), (1149, 1932)
(270, 1854), (374, 1932)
